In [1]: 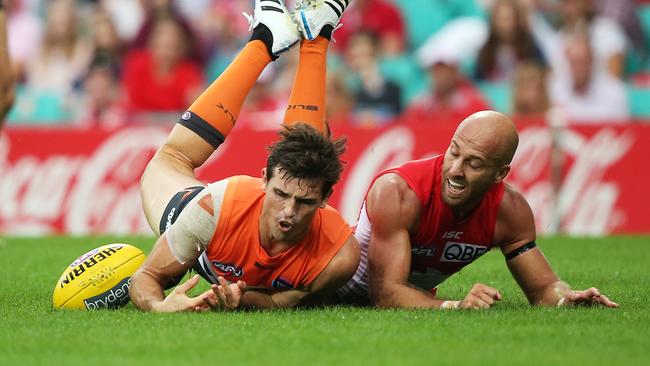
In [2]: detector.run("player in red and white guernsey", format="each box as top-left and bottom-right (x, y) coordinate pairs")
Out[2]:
(337, 111), (618, 309)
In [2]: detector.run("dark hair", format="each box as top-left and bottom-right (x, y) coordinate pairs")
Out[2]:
(266, 123), (346, 197)
(476, 0), (538, 80)
(347, 30), (381, 54)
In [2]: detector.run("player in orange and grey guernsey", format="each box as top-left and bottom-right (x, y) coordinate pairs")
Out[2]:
(129, 0), (358, 312)
(0, 0), (15, 128)
(336, 111), (619, 310)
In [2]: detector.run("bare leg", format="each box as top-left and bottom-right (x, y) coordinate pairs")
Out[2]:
(141, 40), (272, 233)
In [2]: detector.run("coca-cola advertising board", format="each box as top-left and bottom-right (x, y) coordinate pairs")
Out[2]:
(1, 122), (648, 235)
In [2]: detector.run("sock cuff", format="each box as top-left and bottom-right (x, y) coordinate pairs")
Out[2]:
(319, 25), (334, 40)
(178, 111), (226, 149)
(249, 24), (278, 60)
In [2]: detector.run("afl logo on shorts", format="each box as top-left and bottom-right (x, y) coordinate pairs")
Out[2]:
(181, 111), (191, 121)
(212, 261), (243, 277)
(411, 247), (436, 257)
(440, 242), (488, 263)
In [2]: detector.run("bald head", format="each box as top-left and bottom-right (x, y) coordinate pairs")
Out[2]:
(456, 111), (519, 164)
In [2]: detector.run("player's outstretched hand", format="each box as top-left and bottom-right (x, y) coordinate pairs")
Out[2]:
(459, 283), (502, 309)
(560, 287), (619, 308)
(156, 275), (213, 312)
(200, 276), (247, 311)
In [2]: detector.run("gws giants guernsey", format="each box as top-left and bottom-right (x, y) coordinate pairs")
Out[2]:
(167, 176), (352, 291)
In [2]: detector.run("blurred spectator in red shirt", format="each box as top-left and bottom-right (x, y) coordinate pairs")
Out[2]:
(122, 18), (203, 113)
(344, 31), (402, 127)
(333, 0), (406, 56)
(549, 33), (629, 123)
(511, 61), (550, 120)
(131, 0), (203, 64)
(406, 17), (489, 125)
(475, 0), (547, 82)
(404, 61), (489, 125)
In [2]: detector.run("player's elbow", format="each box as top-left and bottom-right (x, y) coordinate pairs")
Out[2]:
(368, 281), (398, 309)
(340, 239), (361, 283)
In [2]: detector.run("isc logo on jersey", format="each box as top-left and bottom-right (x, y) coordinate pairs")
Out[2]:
(440, 241), (488, 263)
(52, 243), (145, 310)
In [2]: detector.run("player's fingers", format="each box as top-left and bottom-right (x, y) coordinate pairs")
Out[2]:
(202, 295), (220, 310)
(217, 276), (230, 287)
(471, 283), (500, 300)
(237, 280), (247, 292)
(596, 294), (619, 308)
(574, 290), (600, 303)
(176, 274), (200, 294)
(478, 292), (496, 306)
(565, 290), (585, 302)
(487, 287), (501, 299)
(218, 277), (234, 301)
(584, 287), (601, 297)
(483, 287), (501, 300)
(182, 290), (214, 311)
(215, 285), (228, 308)
(463, 296), (486, 309)
(194, 301), (212, 312)
(475, 298), (490, 309)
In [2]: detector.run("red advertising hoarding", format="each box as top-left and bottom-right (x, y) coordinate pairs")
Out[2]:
(1, 122), (648, 235)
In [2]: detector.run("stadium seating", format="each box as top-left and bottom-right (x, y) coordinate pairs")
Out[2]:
(7, 86), (74, 124)
(627, 84), (650, 118)
(394, 0), (486, 50)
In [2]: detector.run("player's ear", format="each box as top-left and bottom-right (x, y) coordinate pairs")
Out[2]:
(261, 168), (268, 187)
(495, 164), (510, 183)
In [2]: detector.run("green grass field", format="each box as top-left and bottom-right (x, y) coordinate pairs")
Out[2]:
(1, 236), (648, 366)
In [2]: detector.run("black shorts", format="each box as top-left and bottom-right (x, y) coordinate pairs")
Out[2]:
(158, 186), (205, 235)
(159, 186), (213, 289)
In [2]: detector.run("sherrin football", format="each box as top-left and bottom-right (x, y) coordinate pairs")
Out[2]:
(53, 243), (145, 310)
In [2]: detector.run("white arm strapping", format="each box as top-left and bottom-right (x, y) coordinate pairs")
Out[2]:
(165, 179), (228, 264)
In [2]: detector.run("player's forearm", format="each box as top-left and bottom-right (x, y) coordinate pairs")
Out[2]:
(239, 290), (280, 309)
(370, 283), (446, 309)
(128, 271), (167, 312)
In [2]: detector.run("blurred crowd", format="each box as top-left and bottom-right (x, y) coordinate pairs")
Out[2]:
(4, 0), (650, 128)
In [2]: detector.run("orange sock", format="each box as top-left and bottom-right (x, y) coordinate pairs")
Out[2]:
(283, 36), (329, 135)
(180, 40), (271, 148)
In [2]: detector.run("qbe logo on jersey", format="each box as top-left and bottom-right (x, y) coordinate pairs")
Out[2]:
(441, 241), (489, 263)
